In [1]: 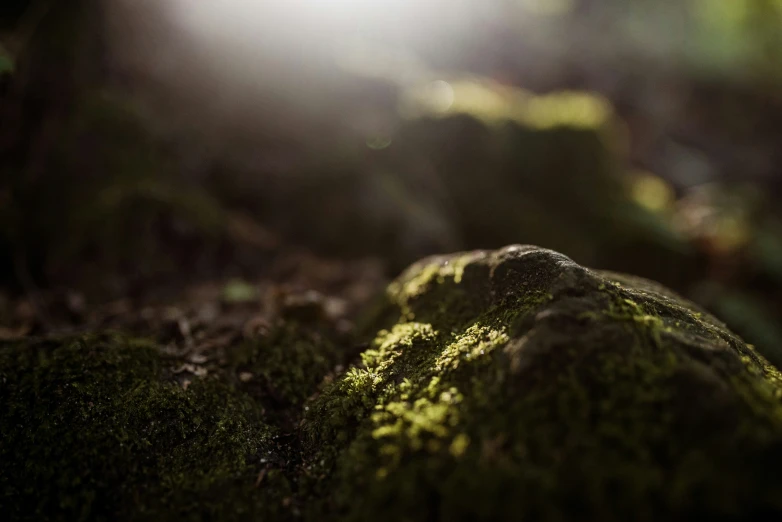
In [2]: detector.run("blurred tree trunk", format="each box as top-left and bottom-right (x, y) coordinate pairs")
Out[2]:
(1, 0), (104, 288)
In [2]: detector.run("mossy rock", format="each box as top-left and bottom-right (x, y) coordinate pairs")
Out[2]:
(3, 246), (782, 521)
(302, 245), (782, 521)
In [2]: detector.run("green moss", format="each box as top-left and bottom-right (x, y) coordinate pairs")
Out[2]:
(4, 246), (782, 521)
(230, 321), (343, 421)
(388, 252), (478, 305)
(302, 245), (782, 521)
(0, 334), (276, 521)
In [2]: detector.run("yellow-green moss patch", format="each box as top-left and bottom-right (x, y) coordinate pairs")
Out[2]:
(302, 245), (782, 522)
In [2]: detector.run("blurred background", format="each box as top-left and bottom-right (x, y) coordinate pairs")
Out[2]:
(2, 0), (782, 366)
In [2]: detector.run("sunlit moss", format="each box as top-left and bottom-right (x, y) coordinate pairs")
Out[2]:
(386, 251), (484, 319)
(303, 245), (782, 521)
(363, 322), (438, 373)
(5, 246), (782, 521)
(433, 324), (509, 373)
(387, 263), (441, 305)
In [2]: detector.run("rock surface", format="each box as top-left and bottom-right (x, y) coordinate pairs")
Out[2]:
(3, 245), (782, 521)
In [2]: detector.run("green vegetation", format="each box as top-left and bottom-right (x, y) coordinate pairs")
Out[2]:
(3, 246), (782, 520)
(3, 1), (782, 519)
(229, 320), (343, 419)
(303, 245), (782, 521)
(0, 334), (280, 521)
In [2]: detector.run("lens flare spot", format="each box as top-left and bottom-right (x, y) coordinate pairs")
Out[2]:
(367, 136), (393, 150)
(427, 80), (455, 113)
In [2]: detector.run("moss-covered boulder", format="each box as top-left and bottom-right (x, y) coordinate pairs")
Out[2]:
(3, 245), (782, 521)
(303, 245), (782, 521)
